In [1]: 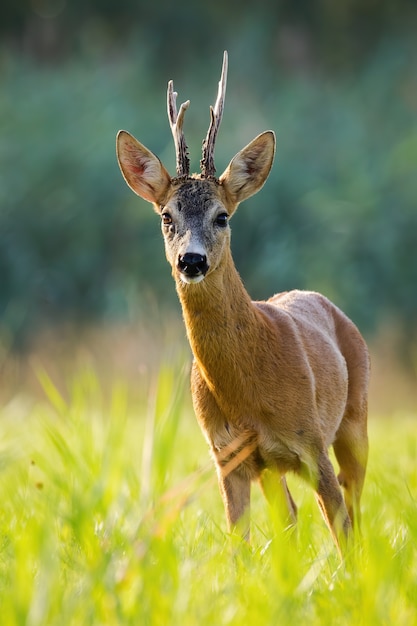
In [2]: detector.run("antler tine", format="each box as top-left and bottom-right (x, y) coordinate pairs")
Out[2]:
(167, 80), (190, 177)
(200, 51), (228, 178)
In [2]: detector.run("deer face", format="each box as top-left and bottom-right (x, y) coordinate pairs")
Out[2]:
(116, 130), (275, 285)
(159, 179), (231, 284)
(116, 51), (275, 286)
(117, 129), (275, 285)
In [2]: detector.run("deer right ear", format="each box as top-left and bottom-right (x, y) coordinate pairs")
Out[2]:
(116, 130), (171, 205)
(219, 131), (276, 207)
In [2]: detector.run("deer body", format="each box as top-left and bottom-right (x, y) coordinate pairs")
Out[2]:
(116, 52), (369, 549)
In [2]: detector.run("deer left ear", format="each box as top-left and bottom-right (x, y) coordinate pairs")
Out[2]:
(219, 131), (275, 207)
(116, 130), (172, 205)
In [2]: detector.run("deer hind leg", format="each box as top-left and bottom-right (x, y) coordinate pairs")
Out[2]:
(259, 471), (297, 527)
(333, 408), (369, 529)
(309, 451), (352, 552)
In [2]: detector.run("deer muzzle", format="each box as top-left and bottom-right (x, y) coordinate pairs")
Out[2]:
(177, 253), (209, 283)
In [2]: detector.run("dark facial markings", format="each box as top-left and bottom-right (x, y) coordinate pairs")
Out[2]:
(175, 180), (218, 219)
(161, 180), (229, 248)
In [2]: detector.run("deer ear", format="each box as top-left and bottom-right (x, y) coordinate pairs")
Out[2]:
(116, 130), (171, 205)
(219, 131), (275, 206)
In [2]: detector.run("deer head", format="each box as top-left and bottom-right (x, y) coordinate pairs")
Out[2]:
(116, 52), (275, 285)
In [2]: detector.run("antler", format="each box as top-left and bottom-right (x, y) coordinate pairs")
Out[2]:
(200, 51), (228, 178)
(167, 81), (190, 177)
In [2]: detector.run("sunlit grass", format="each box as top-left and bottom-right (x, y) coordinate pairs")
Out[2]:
(0, 361), (416, 625)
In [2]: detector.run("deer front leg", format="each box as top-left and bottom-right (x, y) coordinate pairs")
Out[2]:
(259, 471), (298, 527)
(217, 466), (251, 540)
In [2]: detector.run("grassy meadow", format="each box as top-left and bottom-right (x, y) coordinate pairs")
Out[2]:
(0, 340), (416, 625)
(2, 3), (417, 623)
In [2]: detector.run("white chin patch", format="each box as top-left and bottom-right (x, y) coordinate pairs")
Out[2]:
(179, 273), (205, 285)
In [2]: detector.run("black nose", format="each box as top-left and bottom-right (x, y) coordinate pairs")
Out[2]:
(178, 253), (208, 277)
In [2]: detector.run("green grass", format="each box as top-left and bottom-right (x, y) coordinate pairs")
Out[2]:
(0, 362), (416, 625)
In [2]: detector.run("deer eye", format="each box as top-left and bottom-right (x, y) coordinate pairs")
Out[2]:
(215, 213), (228, 227)
(161, 212), (173, 225)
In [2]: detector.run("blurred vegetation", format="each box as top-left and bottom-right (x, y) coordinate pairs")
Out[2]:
(1, 0), (417, 353)
(0, 366), (416, 623)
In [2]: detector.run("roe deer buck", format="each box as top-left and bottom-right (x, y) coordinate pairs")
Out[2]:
(116, 52), (369, 550)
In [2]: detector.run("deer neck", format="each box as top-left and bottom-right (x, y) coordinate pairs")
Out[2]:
(176, 247), (263, 399)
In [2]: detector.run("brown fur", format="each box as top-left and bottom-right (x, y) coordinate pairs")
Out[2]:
(116, 124), (369, 551)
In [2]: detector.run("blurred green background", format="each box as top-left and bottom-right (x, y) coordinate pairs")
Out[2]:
(1, 0), (417, 365)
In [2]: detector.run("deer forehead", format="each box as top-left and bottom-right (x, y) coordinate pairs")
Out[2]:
(164, 179), (227, 221)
